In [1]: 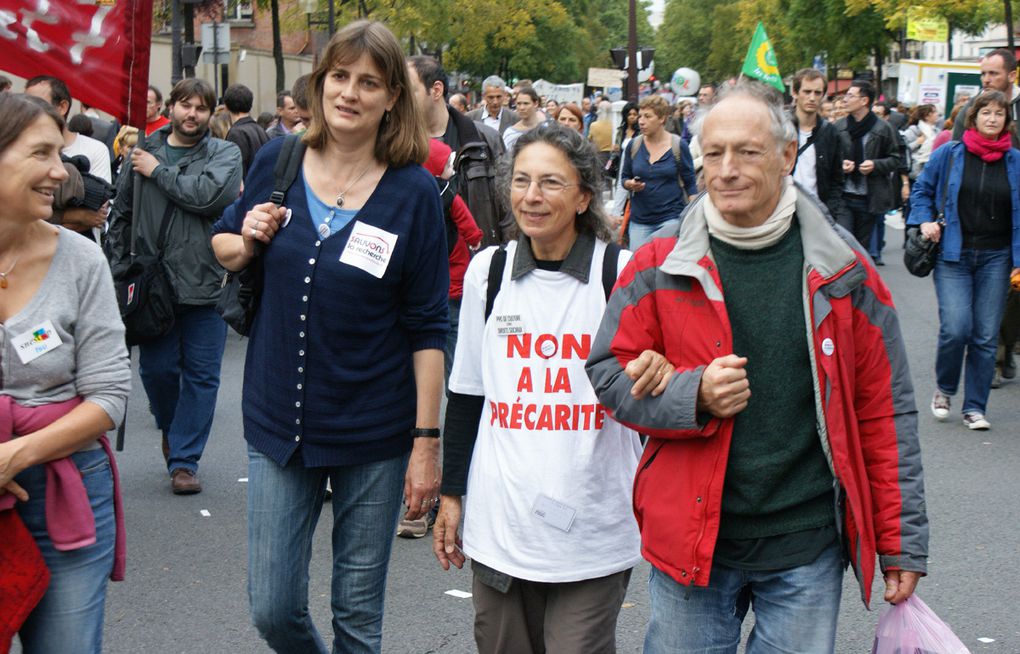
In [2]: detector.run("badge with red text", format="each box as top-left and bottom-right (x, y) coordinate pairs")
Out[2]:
(339, 221), (397, 279)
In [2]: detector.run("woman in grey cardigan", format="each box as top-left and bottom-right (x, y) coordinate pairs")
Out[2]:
(0, 93), (131, 653)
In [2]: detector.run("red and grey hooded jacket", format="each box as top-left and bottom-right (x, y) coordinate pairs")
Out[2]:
(585, 189), (928, 607)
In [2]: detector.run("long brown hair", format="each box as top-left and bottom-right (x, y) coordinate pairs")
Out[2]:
(302, 20), (428, 166)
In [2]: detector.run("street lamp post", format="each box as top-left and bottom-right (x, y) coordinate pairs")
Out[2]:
(298, 0), (336, 36)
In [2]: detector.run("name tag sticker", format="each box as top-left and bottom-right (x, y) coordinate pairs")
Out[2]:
(339, 221), (398, 279)
(12, 320), (64, 365)
(532, 494), (576, 533)
(493, 313), (524, 336)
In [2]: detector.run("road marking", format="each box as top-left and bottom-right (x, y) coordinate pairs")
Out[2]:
(238, 477), (248, 482)
(445, 590), (472, 599)
(200, 509), (211, 517)
(978, 638), (995, 643)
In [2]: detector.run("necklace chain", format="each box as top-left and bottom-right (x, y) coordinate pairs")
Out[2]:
(0, 254), (20, 290)
(335, 165), (372, 209)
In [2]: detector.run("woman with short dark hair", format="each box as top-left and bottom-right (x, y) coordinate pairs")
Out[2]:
(909, 90), (1020, 431)
(435, 124), (657, 653)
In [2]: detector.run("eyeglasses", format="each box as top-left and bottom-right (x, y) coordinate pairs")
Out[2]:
(844, 93), (863, 100)
(510, 176), (579, 195)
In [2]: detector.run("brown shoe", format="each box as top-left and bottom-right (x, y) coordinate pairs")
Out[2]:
(161, 433), (170, 463)
(170, 468), (202, 495)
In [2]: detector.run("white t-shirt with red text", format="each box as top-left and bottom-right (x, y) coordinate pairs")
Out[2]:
(449, 239), (643, 583)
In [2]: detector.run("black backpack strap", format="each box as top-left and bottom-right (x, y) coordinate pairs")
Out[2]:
(601, 242), (621, 301)
(484, 246), (508, 322)
(271, 135), (305, 206)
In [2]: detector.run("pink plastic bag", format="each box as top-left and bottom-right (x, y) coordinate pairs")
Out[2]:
(872, 595), (971, 654)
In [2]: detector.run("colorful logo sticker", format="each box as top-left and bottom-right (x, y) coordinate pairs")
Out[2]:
(33, 329), (50, 343)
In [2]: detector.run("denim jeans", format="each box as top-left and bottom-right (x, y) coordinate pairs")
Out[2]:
(629, 218), (681, 252)
(869, 216), (886, 262)
(247, 446), (409, 654)
(643, 542), (843, 653)
(445, 297), (461, 387)
(840, 193), (882, 254)
(933, 247), (1012, 415)
(15, 448), (115, 654)
(138, 304), (227, 473)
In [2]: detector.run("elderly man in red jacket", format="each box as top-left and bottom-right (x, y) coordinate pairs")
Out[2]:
(586, 80), (928, 653)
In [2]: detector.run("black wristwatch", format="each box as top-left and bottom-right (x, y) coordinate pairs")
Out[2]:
(412, 427), (440, 439)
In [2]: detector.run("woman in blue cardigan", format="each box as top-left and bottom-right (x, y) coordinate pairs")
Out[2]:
(909, 90), (1020, 431)
(211, 21), (448, 653)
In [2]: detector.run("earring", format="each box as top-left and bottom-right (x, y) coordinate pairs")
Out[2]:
(383, 110), (391, 124)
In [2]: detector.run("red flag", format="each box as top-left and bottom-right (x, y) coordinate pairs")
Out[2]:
(0, 0), (153, 127)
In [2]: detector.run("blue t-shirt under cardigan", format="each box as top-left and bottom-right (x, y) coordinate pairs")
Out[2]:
(212, 138), (449, 467)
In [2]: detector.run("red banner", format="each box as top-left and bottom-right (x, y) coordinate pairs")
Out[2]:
(0, 0), (153, 126)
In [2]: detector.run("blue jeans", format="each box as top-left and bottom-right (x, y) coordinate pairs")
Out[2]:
(643, 542), (843, 653)
(869, 216), (886, 262)
(445, 297), (461, 387)
(15, 448), (115, 654)
(629, 218), (681, 252)
(138, 304), (227, 473)
(247, 446), (409, 654)
(933, 247), (1012, 415)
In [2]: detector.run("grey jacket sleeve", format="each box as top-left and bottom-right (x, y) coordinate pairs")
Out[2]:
(150, 140), (243, 216)
(75, 248), (132, 426)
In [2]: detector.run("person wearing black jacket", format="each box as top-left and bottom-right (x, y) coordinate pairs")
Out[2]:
(223, 84), (269, 177)
(407, 55), (509, 248)
(835, 80), (901, 249)
(790, 68), (849, 226)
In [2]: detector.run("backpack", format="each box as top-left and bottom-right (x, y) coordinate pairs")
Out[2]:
(629, 133), (688, 189)
(216, 135), (305, 335)
(484, 242), (622, 321)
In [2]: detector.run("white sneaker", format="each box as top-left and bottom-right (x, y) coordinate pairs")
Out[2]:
(963, 412), (991, 430)
(930, 390), (951, 420)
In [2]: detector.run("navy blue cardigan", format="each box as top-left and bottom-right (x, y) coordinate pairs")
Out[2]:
(212, 138), (449, 467)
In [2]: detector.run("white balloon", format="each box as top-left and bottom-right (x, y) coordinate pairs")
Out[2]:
(671, 68), (701, 97)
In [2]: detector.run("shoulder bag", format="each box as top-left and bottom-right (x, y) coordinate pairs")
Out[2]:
(216, 135), (305, 335)
(903, 150), (953, 278)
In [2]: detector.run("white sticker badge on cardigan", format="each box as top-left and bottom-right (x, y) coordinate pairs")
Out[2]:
(12, 320), (64, 365)
(821, 338), (835, 356)
(339, 221), (398, 279)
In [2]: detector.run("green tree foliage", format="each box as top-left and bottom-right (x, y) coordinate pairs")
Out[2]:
(656, 0), (999, 89)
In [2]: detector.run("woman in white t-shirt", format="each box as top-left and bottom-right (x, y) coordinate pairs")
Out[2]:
(434, 124), (673, 653)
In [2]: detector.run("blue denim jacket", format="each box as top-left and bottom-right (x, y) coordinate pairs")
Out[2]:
(908, 140), (1020, 267)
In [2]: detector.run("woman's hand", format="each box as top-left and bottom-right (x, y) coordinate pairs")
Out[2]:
(625, 178), (646, 193)
(433, 495), (466, 570)
(625, 350), (675, 400)
(243, 202), (287, 253)
(0, 440), (30, 502)
(919, 221), (941, 243)
(901, 181), (911, 202)
(403, 437), (440, 521)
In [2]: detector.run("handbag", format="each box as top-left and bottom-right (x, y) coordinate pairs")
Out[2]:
(115, 201), (177, 346)
(904, 151), (953, 278)
(216, 135), (305, 336)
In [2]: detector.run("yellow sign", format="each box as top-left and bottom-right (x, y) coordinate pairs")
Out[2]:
(906, 8), (949, 42)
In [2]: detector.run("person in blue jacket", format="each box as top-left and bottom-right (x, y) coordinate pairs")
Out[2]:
(210, 20), (448, 654)
(909, 90), (1020, 431)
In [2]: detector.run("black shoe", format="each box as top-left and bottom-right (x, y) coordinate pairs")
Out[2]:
(1003, 352), (1016, 380)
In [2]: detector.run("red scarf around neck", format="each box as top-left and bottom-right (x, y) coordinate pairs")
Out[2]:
(962, 128), (1012, 162)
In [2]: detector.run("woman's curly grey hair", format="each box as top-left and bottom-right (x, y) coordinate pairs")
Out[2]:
(497, 123), (613, 242)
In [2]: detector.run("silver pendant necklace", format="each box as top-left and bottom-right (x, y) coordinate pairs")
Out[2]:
(335, 165), (372, 209)
(319, 165), (372, 239)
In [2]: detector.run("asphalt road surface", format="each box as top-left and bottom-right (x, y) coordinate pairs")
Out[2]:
(11, 225), (1020, 653)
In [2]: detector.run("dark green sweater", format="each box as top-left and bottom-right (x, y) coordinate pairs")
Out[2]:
(710, 222), (834, 543)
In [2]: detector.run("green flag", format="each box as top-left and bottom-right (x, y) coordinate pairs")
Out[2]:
(741, 22), (784, 92)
